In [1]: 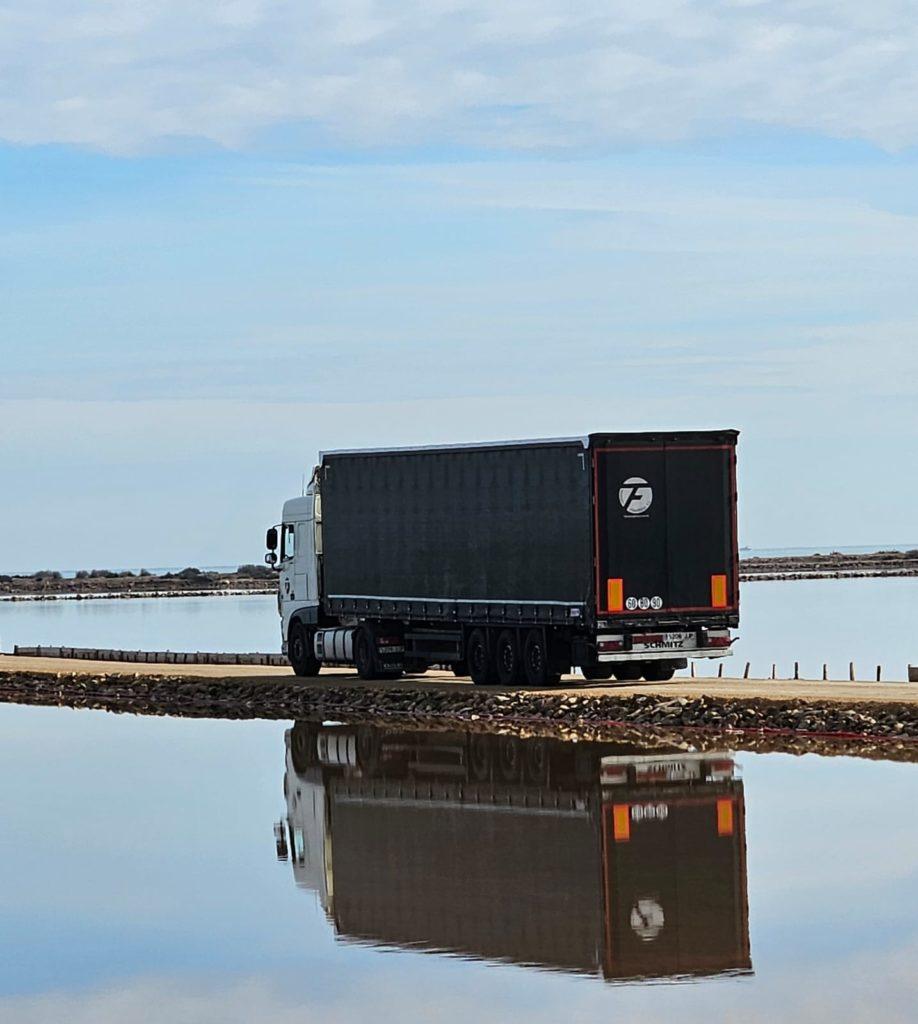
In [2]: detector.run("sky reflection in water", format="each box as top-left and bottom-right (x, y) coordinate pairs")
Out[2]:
(0, 703), (916, 1023)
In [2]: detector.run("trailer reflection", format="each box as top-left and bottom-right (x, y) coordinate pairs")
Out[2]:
(276, 722), (752, 983)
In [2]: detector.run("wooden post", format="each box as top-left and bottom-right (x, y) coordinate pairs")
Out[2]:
(743, 662), (750, 679)
(718, 664), (723, 677)
(771, 663), (776, 680)
(876, 665), (881, 682)
(690, 662), (695, 678)
(849, 661), (855, 681)
(822, 663), (828, 681)
(794, 661), (799, 680)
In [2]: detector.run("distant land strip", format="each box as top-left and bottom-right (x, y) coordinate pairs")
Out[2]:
(1, 550), (917, 601)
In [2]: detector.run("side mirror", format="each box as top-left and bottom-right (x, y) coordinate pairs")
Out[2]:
(264, 551), (278, 567)
(266, 526), (278, 551)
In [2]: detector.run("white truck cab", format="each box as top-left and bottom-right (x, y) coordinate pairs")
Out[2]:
(266, 483), (321, 659)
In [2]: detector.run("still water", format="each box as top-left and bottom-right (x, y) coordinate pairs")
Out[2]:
(2, 576), (916, 679)
(0, 707), (915, 1022)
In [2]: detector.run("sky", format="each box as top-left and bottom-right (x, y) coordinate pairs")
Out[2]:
(1, 2), (917, 571)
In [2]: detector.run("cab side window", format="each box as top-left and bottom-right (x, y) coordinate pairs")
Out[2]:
(281, 523), (296, 560)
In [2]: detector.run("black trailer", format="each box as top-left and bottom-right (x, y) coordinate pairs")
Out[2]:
(279, 722), (752, 983)
(272, 431), (739, 683)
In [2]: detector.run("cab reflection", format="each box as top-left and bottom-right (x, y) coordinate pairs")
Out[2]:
(275, 722), (752, 983)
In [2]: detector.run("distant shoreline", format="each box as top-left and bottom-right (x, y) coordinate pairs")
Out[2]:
(739, 549), (918, 582)
(2, 549), (917, 603)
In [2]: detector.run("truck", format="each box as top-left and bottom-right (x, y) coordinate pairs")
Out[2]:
(276, 721), (752, 982)
(265, 430), (739, 683)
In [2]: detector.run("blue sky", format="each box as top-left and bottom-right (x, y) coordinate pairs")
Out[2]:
(1, 3), (917, 571)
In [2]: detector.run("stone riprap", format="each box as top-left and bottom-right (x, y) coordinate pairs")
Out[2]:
(1, 669), (916, 763)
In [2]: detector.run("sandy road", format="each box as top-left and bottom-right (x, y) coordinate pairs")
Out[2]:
(1, 654), (915, 706)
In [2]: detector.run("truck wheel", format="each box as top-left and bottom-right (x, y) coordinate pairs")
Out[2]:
(643, 661), (676, 682)
(469, 733), (492, 781)
(354, 628), (379, 680)
(290, 723), (317, 773)
(581, 665), (615, 681)
(288, 622), (321, 677)
(468, 629), (497, 685)
(612, 663), (643, 682)
(356, 727), (382, 774)
(523, 629), (561, 687)
(495, 630), (522, 686)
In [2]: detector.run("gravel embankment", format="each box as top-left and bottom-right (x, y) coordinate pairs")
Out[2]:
(1, 670), (916, 762)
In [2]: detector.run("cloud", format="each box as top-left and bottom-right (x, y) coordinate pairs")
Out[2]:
(2, 2), (918, 153)
(4, 937), (918, 1024)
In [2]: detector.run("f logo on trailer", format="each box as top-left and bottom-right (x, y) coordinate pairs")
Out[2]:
(619, 477), (653, 516)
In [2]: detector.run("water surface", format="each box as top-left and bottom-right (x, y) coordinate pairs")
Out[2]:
(2, 577), (915, 680)
(0, 706), (915, 1022)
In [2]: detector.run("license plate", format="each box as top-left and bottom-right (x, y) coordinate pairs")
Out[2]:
(638, 632), (694, 651)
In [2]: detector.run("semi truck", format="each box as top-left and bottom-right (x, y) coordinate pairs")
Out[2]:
(276, 721), (752, 982)
(265, 430), (739, 683)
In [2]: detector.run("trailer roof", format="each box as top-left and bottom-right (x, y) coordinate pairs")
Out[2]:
(320, 436), (589, 460)
(319, 430), (738, 461)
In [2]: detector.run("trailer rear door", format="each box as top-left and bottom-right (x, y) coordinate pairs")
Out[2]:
(592, 435), (738, 617)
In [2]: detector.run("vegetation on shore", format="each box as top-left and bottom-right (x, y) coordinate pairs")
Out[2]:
(0, 564), (274, 598)
(2, 549), (917, 600)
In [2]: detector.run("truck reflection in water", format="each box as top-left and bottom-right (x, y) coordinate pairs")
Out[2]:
(275, 722), (752, 983)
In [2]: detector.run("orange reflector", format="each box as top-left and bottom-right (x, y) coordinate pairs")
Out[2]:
(612, 804), (631, 842)
(711, 574), (728, 608)
(607, 578), (624, 612)
(716, 798), (734, 836)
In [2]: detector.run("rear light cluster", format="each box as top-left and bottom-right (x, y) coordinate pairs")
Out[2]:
(597, 638), (624, 652)
(604, 574), (732, 613)
(707, 758), (736, 781)
(704, 630), (732, 648)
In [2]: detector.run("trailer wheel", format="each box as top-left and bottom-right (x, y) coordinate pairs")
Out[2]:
(525, 739), (549, 784)
(498, 736), (521, 781)
(354, 627), (379, 680)
(468, 629), (497, 685)
(581, 665), (615, 681)
(523, 629), (561, 687)
(612, 662), (643, 682)
(288, 621), (321, 677)
(642, 661), (676, 682)
(469, 733), (492, 781)
(495, 630), (522, 686)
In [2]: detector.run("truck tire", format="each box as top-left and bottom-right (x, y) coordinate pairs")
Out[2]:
(612, 662), (643, 682)
(495, 629), (522, 686)
(524, 739), (549, 784)
(288, 621), (321, 677)
(643, 661), (677, 682)
(523, 628), (561, 687)
(581, 664), (615, 681)
(354, 627), (379, 680)
(469, 733), (492, 781)
(468, 629), (497, 686)
(498, 736), (521, 781)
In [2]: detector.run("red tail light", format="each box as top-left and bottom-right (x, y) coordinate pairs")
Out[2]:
(598, 639), (624, 652)
(706, 636), (732, 648)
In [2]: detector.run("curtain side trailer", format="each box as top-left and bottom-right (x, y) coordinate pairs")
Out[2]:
(266, 430), (739, 683)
